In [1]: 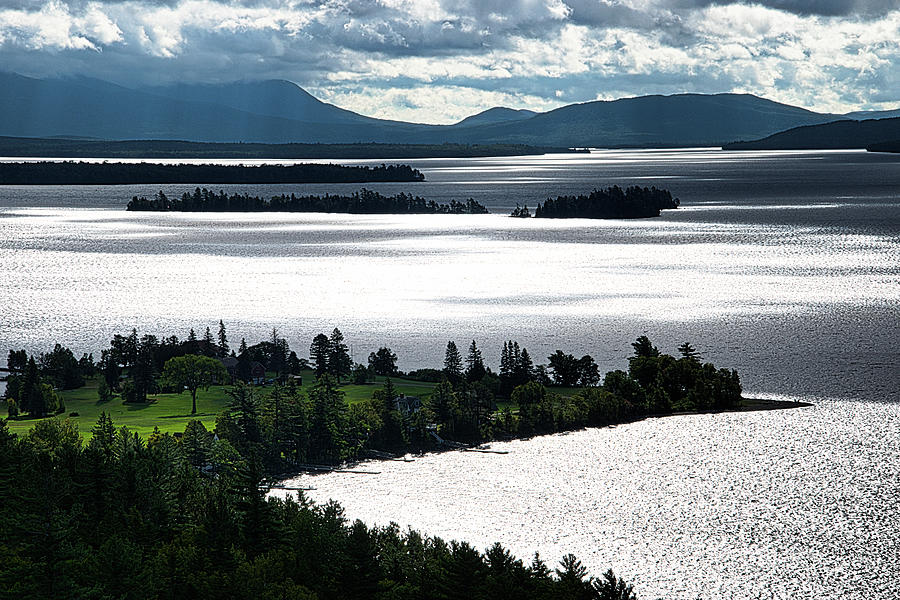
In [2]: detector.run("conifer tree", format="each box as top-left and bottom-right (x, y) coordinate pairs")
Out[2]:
(443, 341), (463, 385)
(328, 328), (352, 381)
(465, 340), (486, 382)
(217, 320), (229, 358)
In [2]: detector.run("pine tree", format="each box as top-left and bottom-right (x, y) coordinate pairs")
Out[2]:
(217, 320), (229, 358)
(443, 341), (463, 385)
(328, 328), (352, 381)
(202, 327), (215, 357)
(19, 356), (45, 416)
(465, 340), (486, 382)
(310, 333), (331, 379)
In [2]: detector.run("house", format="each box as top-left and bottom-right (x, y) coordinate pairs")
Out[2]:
(218, 356), (266, 385)
(219, 356), (239, 383)
(249, 361), (266, 385)
(393, 394), (422, 417)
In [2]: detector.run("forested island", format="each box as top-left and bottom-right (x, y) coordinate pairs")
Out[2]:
(867, 140), (900, 153)
(0, 161), (424, 185)
(0, 136), (583, 159)
(511, 186), (679, 219)
(127, 188), (489, 214)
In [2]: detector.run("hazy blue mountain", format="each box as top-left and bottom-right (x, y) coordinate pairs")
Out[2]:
(0, 72), (425, 142)
(843, 108), (900, 120)
(452, 107), (537, 128)
(0, 73), (864, 147)
(140, 79), (393, 126)
(722, 117), (900, 150)
(435, 93), (846, 147)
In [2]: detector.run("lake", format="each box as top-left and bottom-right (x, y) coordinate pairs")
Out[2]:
(2, 148), (899, 597)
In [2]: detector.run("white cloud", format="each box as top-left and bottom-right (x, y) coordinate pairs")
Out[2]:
(0, 0), (899, 118)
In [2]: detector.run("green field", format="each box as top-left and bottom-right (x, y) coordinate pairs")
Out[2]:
(3, 371), (439, 438)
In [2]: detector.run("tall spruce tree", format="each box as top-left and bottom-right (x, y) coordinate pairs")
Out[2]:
(328, 328), (352, 381)
(443, 341), (463, 385)
(310, 333), (331, 379)
(217, 320), (229, 358)
(465, 340), (486, 382)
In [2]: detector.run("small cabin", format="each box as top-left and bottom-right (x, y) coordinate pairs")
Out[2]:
(393, 394), (422, 416)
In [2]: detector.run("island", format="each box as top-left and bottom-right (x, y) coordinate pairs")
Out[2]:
(0, 136), (585, 159)
(0, 161), (424, 185)
(127, 188), (490, 214)
(511, 185), (679, 219)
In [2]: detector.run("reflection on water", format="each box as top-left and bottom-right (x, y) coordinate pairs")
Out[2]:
(275, 398), (900, 600)
(3, 149), (899, 598)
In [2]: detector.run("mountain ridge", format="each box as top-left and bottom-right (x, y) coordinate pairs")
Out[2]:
(2, 72), (897, 148)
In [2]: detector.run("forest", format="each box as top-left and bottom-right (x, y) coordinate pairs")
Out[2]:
(127, 188), (489, 214)
(0, 415), (639, 599)
(511, 186), (679, 219)
(1, 324), (749, 599)
(3, 325), (742, 467)
(0, 162), (424, 185)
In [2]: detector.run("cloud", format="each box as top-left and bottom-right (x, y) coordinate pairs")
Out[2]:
(0, 0), (898, 121)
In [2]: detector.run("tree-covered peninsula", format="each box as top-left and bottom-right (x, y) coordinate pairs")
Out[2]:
(127, 188), (489, 215)
(514, 185), (679, 219)
(0, 161), (424, 185)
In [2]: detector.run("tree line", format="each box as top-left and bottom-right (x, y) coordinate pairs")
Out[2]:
(513, 186), (679, 219)
(127, 188), (489, 215)
(0, 162), (425, 185)
(5, 324), (743, 468)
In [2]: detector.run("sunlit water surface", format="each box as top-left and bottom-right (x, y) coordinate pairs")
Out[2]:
(275, 398), (900, 600)
(2, 149), (899, 597)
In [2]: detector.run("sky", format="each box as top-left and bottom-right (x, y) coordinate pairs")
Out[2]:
(1, 0), (899, 124)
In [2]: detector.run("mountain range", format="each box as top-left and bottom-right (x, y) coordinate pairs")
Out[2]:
(722, 117), (900, 150)
(1, 71), (896, 148)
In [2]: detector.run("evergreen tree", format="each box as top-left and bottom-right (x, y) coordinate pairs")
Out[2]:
(202, 327), (215, 357)
(217, 320), (229, 358)
(19, 356), (45, 416)
(310, 333), (331, 379)
(465, 340), (486, 383)
(678, 341), (701, 361)
(328, 328), (352, 381)
(443, 341), (463, 385)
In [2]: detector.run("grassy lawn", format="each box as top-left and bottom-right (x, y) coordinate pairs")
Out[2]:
(3, 371), (440, 438)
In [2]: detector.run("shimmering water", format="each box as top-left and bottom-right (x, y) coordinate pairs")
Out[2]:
(1, 149), (897, 402)
(2, 149), (899, 597)
(275, 397), (900, 600)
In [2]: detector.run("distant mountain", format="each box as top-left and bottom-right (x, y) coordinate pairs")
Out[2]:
(440, 93), (846, 147)
(452, 107), (537, 128)
(722, 117), (900, 150)
(140, 80), (393, 126)
(0, 73), (876, 148)
(843, 108), (900, 120)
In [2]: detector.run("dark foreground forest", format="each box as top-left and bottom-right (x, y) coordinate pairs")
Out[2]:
(0, 162), (424, 185)
(0, 416), (638, 600)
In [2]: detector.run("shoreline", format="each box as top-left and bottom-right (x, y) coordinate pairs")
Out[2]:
(274, 396), (813, 480)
